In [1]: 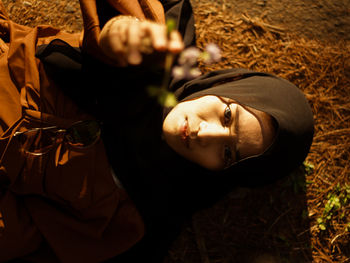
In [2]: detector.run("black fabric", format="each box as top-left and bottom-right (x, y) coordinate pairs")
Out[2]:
(87, 1), (198, 262)
(35, 39), (98, 116)
(35, 38), (184, 263)
(172, 68), (314, 187)
(35, 0), (314, 262)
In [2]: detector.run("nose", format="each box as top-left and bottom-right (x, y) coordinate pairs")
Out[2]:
(195, 121), (230, 145)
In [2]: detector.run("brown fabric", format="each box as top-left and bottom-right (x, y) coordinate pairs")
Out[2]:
(139, 0), (166, 23)
(0, 0), (169, 262)
(0, 0), (8, 20)
(107, 0), (146, 18)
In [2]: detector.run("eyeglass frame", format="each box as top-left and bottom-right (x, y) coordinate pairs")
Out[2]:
(13, 120), (102, 156)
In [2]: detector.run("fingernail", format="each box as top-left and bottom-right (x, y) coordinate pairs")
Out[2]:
(155, 39), (167, 50)
(169, 41), (184, 53)
(128, 49), (142, 65)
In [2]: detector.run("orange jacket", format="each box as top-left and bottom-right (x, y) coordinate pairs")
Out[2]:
(0, 1), (164, 262)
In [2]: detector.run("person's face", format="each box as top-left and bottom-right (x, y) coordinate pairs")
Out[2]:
(162, 95), (275, 170)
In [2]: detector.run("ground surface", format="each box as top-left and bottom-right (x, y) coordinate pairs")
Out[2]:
(2, 0), (350, 262)
(3, 0), (350, 41)
(208, 0), (350, 42)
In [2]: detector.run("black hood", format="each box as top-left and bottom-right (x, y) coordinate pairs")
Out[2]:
(167, 68), (314, 189)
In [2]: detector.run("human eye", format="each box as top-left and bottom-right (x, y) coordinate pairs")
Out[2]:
(224, 105), (232, 125)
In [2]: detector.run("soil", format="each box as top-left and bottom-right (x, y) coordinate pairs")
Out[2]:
(3, 0), (350, 42)
(195, 0), (350, 42)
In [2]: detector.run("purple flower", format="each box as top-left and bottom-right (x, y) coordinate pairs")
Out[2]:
(172, 65), (186, 79)
(178, 47), (200, 66)
(188, 67), (202, 79)
(203, 43), (221, 63)
(172, 65), (202, 80)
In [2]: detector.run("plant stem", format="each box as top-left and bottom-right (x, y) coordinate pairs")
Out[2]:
(161, 52), (174, 91)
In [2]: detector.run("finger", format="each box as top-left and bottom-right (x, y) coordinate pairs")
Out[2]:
(109, 21), (133, 65)
(168, 31), (184, 54)
(127, 21), (142, 65)
(103, 34), (128, 66)
(141, 22), (167, 51)
(117, 21), (128, 44)
(108, 23), (126, 55)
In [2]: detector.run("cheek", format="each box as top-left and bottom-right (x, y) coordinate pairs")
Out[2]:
(163, 106), (185, 135)
(239, 118), (264, 158)
(185, 145), (222, 170)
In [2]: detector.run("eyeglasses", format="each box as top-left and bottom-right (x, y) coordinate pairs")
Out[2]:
(13, 120), (101, 156)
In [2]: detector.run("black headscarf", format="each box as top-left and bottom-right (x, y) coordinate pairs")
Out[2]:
(168, 68), (314, 190)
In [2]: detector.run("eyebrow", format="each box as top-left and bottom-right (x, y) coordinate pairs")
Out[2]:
(221, 103), (240, 169)
(233, 104), (240, 162)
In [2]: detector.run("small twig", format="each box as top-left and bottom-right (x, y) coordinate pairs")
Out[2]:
(241, 13), (285, 34)
(314, 128), (350, 139)
(330, 232), (348, 245)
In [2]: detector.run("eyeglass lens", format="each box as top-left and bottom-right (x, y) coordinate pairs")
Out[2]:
(66, 120), (101, 147)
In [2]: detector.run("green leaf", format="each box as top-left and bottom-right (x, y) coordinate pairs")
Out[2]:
(166, 19), (176, 34)
(163, 92), (178, 107)
(317, 217), (323, 224)
(319, 224), (326, 231)
(303, 161), (314, 174)
(199, 51), (210, 62)
(147, 86), (177, 107)
(333, 196), (341, 210)
(340, 211), (345, 219)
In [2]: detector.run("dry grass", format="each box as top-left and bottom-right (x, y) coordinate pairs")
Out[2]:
(168, 2), (350, 262)
(2, 0), (350, 262)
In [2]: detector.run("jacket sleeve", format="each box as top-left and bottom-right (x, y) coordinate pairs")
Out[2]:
(78, 0), (165, 63)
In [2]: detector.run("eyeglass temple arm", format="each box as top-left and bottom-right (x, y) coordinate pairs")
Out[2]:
(13, 126), (59, 136)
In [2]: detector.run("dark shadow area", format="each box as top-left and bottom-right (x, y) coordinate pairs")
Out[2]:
(164, 166), (313, 262)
